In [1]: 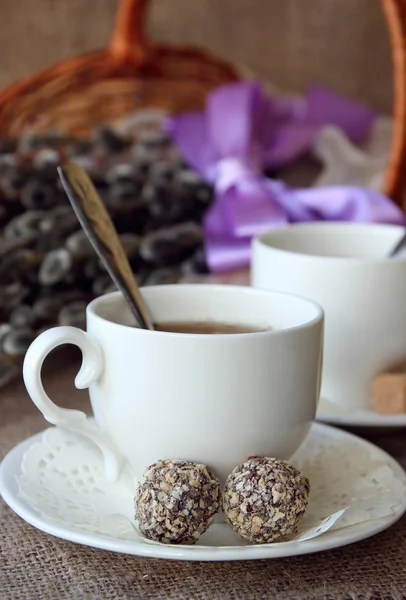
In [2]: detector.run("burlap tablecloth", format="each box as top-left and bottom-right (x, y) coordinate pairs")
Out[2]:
(1, 349), (406, 600)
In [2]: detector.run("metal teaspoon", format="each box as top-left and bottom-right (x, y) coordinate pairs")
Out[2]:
(388, 229), (406, 257)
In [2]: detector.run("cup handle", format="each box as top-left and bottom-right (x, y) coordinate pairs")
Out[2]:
(23, 326), (125, 482)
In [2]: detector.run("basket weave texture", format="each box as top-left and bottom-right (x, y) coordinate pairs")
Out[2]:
(0, 0), (238, 138)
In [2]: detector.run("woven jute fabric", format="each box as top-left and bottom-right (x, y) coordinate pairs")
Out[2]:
(0, 0), (393, 113)
(1, 350), (406, 599)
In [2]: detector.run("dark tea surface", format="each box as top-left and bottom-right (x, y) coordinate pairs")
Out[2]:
(154, 321), (268, 334)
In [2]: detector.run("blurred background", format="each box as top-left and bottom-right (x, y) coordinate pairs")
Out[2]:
(0, 0), (401, 384)
(0, 0), (393, 112)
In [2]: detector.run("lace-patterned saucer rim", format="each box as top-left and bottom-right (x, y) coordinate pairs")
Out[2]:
(317, 399), (406, 428)
(1, 422), (406, 562)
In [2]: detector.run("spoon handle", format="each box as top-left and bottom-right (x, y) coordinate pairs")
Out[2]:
(388, 230), (406, 257)
(58, 164), (154, 330)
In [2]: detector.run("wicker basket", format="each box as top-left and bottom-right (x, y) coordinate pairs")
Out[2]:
(0, 0), (238, 138)
(0, 0), (404, 206)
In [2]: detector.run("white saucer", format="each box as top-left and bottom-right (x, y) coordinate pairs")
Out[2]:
(1, 422), (406, 562)
(317, 399), (406, 428)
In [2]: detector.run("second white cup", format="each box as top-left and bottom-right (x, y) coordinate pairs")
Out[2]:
(252, 222), (406, 412)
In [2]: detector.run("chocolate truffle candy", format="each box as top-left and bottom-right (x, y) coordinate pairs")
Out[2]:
(134, 459), (220, 544)
(222, 457), (310, 544)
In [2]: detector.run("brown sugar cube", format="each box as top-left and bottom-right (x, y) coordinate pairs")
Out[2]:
(371, 372), (406, 415)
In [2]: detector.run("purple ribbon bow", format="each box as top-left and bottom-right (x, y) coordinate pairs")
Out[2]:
(167, 81), (405, 272)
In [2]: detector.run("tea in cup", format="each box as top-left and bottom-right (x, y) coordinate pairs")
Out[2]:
(23, 284), (323, 483)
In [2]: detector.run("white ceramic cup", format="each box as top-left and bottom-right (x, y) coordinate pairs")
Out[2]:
(252, 223), (406, 412)
(23, 284), (323, 484)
